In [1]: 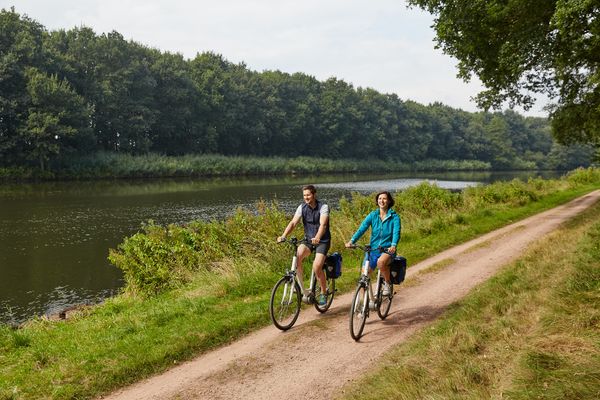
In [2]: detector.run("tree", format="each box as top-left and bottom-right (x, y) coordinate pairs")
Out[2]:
(93, 31), (157, 154)
(19, 67), (90, 170)
(407, 0), (600, 145)
(0, 8), (45, 165)
(149, 51), (206, 155)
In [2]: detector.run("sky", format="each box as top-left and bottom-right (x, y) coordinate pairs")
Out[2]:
(2, 0), (548, 117)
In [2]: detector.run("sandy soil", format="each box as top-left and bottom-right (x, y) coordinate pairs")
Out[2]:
(100, 190), (600, 400)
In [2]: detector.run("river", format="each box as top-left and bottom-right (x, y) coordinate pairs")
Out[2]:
(0, 170), (562, 324)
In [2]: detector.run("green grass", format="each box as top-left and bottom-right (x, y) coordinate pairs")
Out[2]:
(337, 191), (600, 400)
(0, 168), (598, 399)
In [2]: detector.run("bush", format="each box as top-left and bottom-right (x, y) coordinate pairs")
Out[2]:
(109, 206), (287, 296)
(398, 182), (462, 217)
(565, 167), (600, 186)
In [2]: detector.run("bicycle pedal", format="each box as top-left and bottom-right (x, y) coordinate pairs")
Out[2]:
(302, 295), (314, 304)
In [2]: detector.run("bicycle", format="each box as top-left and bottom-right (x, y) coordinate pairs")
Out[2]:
(348, 244), (395, 341)
(269, 237), (336, 331)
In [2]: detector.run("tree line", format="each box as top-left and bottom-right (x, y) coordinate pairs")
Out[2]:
(0, 8), (594, 173)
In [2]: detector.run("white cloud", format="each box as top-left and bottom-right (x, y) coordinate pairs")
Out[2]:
(1, 0), (548, 116)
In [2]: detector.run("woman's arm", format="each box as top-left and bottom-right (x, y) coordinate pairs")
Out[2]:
(391, 213), (401, 246)
(350, 212), (373, 244)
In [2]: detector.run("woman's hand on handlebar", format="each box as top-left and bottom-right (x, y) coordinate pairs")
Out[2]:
(276, 236), (286, 243)
(345, 241), (355, 248)
(378, 246), (395, 255)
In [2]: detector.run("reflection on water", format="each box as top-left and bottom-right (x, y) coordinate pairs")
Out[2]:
(0, 170), (563, 323)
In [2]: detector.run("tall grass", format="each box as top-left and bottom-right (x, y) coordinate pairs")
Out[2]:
(4, 153), (492, 180)
(0, 168), (598, 399)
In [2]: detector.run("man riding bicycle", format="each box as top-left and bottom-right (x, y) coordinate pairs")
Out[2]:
(277, 185), (331, 305)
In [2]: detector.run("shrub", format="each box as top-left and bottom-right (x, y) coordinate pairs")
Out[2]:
(566, 167), (600, 186)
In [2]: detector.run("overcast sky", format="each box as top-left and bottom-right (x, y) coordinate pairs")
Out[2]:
(3, 0), (548, 116)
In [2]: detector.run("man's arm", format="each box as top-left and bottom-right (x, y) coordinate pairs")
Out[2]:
(278, 213), (301, 242)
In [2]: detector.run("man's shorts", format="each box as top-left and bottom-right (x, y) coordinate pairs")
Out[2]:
(304, 241), (331, 255)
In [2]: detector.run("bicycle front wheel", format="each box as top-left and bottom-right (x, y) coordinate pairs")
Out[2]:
(377, 280), (393, 320)
(349, 283), (369, 341)
(269, 275), (301, 331)
(314, 275), (335, 313)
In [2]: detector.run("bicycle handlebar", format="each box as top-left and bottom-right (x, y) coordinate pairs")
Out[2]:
(347, 243), (392, 255)
(277, 237), (310, 247)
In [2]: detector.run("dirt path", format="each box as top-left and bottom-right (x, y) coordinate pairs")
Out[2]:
(101, 190), (600, 400)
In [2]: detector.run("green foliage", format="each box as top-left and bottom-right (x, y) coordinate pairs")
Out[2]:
(18, 67), (91, 171)
(3, 152), (495, 180)
(565, 166), (600, 186)
(465, 179), (540, 206)
(407, 0), (600, 146)
(109, 206), (287, 296)
(398, 182), (462, 217)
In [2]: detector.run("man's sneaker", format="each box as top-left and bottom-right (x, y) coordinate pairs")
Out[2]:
(318, 293), (327, 306)
(382, 282), (391, 297)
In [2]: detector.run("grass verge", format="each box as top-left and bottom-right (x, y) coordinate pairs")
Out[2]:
(337, 194), (600, 400)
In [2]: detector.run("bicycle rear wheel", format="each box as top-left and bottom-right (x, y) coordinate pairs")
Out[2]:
(269, 275), (301, 331)
(377, 279), (393, 320)
(314, 275), (335, 313)
(349, 283), (369, 341)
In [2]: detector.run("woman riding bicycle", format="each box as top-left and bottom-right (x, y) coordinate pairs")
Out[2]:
(345, 191), (401, 297)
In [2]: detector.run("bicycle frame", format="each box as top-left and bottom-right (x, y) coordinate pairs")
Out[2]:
(287, 238), (319, 302)
(269, 237), (335, 331)
(357, 255), (383, 308)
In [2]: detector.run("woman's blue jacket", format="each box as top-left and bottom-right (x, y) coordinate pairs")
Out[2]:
(350, 208), (401, 250)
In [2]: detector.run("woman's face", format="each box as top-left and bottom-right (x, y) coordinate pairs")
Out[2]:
(377, 193), (390, 209)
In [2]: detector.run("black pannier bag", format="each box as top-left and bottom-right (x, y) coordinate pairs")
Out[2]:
(324, 252), (343, 279)
(390, 256), (407, 284)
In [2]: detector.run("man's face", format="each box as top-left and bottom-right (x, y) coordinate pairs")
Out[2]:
(303, 189), (315, 204)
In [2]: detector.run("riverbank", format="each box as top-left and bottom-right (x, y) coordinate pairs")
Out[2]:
(1, 153), (493, 181)
(0, 168), (598, 399)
